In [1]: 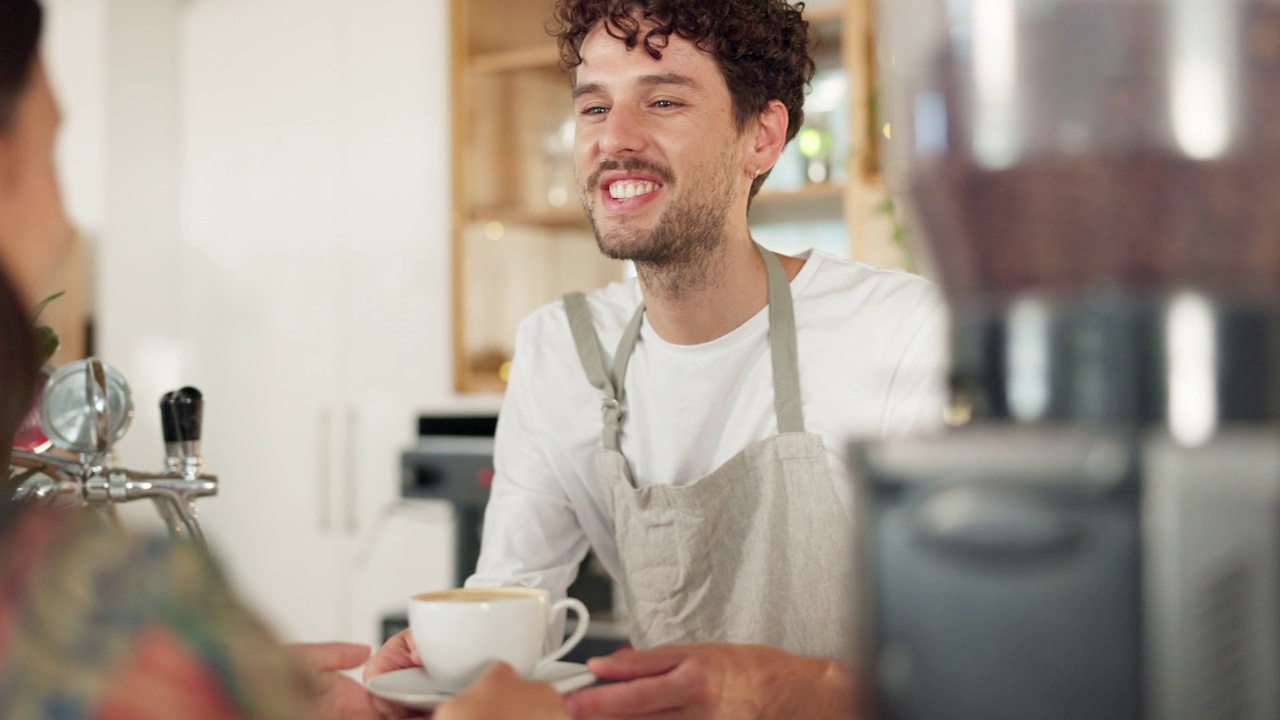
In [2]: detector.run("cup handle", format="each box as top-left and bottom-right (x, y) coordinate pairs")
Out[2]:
(538, 598), (590, 667)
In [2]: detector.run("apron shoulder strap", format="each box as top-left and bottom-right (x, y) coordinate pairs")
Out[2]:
(562, 292), (644, 452)
(757, 244), (806, 434)
(563, 292), (612, 394)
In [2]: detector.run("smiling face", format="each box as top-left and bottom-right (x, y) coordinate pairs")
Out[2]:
(572, 21), (754, 267)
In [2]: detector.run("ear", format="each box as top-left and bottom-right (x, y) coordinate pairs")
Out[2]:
(745, 99), (789, 178)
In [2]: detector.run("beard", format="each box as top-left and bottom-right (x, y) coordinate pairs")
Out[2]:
(580, 155), (738, 296)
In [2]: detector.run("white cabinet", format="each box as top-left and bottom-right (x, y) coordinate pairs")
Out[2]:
(181, 0), (462, 645)
(83, 0), (463, 645)
(331, 2), (464, 641)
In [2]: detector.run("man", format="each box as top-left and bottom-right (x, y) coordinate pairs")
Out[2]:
(370, 0), (945, 716)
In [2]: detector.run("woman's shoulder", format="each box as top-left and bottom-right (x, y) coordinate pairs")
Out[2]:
(0, 509), (313, 719)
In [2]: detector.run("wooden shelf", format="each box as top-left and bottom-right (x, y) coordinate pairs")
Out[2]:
(469, 44), (561, 75)
(470, 205), (590, 230)
(805, 5), (847, 24)
(470, 185), (846, 232)
(461, 372), (508, 394)
(749, 182), (845, 224)
(755, 182), (844, 205)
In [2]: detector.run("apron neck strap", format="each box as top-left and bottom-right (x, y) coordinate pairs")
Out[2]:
(758, 242), (805, 434)
(561, 242), (805, 452)
(564, 292), (645, 451)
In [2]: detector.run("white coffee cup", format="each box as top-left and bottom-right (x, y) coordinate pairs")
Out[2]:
(408, 587), (590, 693)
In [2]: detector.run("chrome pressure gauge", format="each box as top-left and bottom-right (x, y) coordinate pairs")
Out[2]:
(39, 358), (134, 454)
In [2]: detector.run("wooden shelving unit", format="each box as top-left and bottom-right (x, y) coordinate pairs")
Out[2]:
(470, 205), (589, 231)
(805, 4), (848, 24)
(756, 181), (846, 206)
(751, 182), (847, 225)
(469, 45), (561, 76)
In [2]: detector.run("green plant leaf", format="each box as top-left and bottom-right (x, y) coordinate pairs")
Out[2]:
(34, 325), (59, 365)
(31, 291), (64, 322)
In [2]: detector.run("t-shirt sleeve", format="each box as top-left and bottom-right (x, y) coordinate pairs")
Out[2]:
(468, 316), (592, 603)
(880, 285), (950, 437)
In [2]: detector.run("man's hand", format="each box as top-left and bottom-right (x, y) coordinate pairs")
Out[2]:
(436, 662), (570, 720)
(288, 642), (393, 720)
(564, 643), (857, 720)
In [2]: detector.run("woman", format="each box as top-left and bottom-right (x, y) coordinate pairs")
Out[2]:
(0, 2), (567, 718)
(0, 2), (355, 716)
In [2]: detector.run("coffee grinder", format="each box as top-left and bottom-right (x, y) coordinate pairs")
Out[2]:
(854, 1), (1280, 718)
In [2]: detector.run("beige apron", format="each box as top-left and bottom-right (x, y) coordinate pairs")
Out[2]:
(562, 244), (849, 659)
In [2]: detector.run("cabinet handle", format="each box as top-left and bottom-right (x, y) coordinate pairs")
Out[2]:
(345, 407), (359, 534)
(318, 408), (332, 531)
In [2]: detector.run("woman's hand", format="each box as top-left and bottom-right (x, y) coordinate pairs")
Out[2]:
(288, 642), (389, 720)
(363, 629), (422, 682)
(436, 663), (570, 720)
(360, 630), (429, 718)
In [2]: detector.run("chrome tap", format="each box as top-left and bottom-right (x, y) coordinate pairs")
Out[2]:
(9, 358), (218, 551)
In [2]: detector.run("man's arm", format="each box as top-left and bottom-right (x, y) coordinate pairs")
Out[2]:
(564, 643), (860, 720)
(367, 317), (592, 680)
(470, 316), (594, 598)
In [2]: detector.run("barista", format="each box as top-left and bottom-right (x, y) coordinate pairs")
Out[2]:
(369, 0), (947, 717)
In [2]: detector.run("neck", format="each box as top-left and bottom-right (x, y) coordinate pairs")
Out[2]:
(636, 233), (771, 345)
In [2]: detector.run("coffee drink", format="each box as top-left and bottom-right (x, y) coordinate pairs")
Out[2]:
(413, 589), (537, 603)
(408, 586), (590, 693)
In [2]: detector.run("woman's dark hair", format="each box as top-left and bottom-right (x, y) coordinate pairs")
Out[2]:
(0, 0), (43, 131)
(0, 0), (44, 495)
(553, 0), (815, 199)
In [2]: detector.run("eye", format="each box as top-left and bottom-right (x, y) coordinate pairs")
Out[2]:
(579, 105), (608, 116)
(652, 99), (682, 109)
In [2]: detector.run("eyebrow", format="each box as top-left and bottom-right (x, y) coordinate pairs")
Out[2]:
(572, 73), (701, 100)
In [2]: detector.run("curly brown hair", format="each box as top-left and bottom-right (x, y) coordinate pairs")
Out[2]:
(553, 0), (815, 198)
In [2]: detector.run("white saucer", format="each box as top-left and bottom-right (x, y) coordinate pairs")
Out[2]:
(365, 661), (597, 710)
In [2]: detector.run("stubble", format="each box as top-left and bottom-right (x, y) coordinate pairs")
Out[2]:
(581, 153), (738, 299)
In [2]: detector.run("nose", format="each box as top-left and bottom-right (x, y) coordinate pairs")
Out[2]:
(596, 104), (648, 158)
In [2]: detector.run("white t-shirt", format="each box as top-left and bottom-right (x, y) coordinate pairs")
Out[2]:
(469, 250), (949, 599)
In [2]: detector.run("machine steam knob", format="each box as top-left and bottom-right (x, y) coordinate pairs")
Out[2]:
(159, 390), (179, 443)
(173, 387), (203, 443)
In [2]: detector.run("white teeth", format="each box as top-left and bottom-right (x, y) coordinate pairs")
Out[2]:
(608, 180), (658, 200)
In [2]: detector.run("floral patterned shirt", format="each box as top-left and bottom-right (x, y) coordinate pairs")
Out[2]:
(0, 509), (315, 720)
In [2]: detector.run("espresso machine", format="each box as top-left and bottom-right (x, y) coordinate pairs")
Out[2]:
(855, 1), (1280, 718)
(9, 358), (217, 547)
